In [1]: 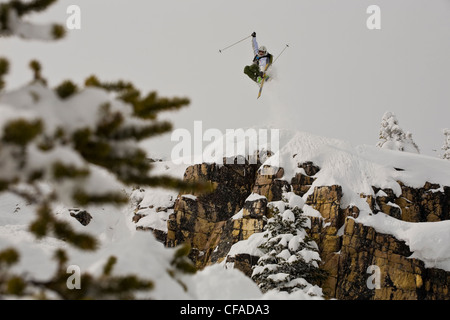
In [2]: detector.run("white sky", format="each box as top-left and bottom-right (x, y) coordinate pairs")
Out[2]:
(2, 0), (450, 158)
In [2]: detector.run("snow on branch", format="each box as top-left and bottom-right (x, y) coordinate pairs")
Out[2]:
(0, 0), (65, 40)
(376, 111), (420, 154)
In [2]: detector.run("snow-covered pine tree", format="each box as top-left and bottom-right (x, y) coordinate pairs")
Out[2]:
(376, 111), (420, 154)
(441, 129), (450, 160)
(251, 200), (327, 294)
(0, 0), (199, 299)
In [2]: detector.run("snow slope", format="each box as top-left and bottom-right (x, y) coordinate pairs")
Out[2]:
(0, 190), (265, 299)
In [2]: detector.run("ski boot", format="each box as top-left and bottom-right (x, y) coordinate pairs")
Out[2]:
(256, 74), (269, 84)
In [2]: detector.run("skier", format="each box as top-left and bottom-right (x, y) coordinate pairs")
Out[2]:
(243, 32), (273, 84)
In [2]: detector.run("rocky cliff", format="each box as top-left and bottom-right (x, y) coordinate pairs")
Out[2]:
(134, 132), (450, 300)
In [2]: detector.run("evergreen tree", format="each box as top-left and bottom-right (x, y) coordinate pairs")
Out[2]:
(441, 129), (450, 160)
(376, 111), (420, 154)
(0, 0), (200, 299)
(251, 201), (327, 294)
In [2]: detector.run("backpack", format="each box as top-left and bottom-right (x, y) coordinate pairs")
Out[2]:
(253, 53), (273, 66)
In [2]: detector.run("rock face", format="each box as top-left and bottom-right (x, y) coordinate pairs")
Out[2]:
(372, 182), (450, 222)
(141, 158), (450, 300)
(252, 167), (289, 201)
(333, 218), (450, 300)
(166, 160), (264, 268)
(304, 182), (450, 300)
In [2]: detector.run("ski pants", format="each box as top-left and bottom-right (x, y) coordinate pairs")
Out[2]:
(244, 64), (263, 82)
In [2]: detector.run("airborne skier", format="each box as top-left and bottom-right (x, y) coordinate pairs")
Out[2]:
(243, 32), (273, 84)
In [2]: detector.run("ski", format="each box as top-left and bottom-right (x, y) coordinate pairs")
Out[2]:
(257, 63), (270, 99)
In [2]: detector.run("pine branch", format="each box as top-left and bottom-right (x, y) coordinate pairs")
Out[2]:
(0, 58), (9, 90)
(109, 121), (173, 141)
(134, 92), (190, 119)
(10, 0), (58, 17)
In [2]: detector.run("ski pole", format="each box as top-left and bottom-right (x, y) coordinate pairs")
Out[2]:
(219, 34), (252, 53)
(272, 44), (290, 64)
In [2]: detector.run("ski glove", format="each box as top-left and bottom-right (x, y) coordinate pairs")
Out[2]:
(251, 32), (256, 37)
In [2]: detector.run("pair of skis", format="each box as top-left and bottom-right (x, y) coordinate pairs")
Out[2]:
(256, 44), (289, 98)
(257, 63), (270, 99)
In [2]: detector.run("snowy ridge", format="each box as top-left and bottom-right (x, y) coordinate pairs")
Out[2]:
(197, 128), (450, 206)
(263, 130), (450, 204)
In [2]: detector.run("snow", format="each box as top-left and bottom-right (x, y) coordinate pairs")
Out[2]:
(0, 84), (107, 134)
(135, 212), (169, 232)
(132, 161), (188, 231)
(0, 83), (155, 207)
(282, 209), (295, 223)
(375, 190), (388, 197)
(246, 193), (267, 201)
(132, 188), (178, 232)
(268, 273), (289, 282)
(149, 159), (189, 180)
(182, 194), (198, 201)
(268, 200), (286, 214)
(261, 282), (324, 300)
(302, 205), (322, 219)
(137, 187), (177, 209)
(298, 248), (320, 266)
(387, 201), (401, 209)
(0, 225), (63, 281)
(5, 9), (59, 41)
(273, 234), (293, 248)
(231, 209), (244, 220)
(376, 111), (420, 154)
(337, 225), (345, 237)
(0, 192), (264, 299)
(225, 232), (266, 259)
(288, 235), (302, 252)
(187, 264), (262, 300)
(252, 263), (278, 277)
(276, 249), (292, 261)
(257, 130), (450, 209)
(285, 192), (305, 209)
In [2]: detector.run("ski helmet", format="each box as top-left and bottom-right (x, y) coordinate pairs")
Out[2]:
(258, 46), (267, 56)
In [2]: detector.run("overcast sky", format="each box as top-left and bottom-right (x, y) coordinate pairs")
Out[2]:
(2, 0), (450, 158)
